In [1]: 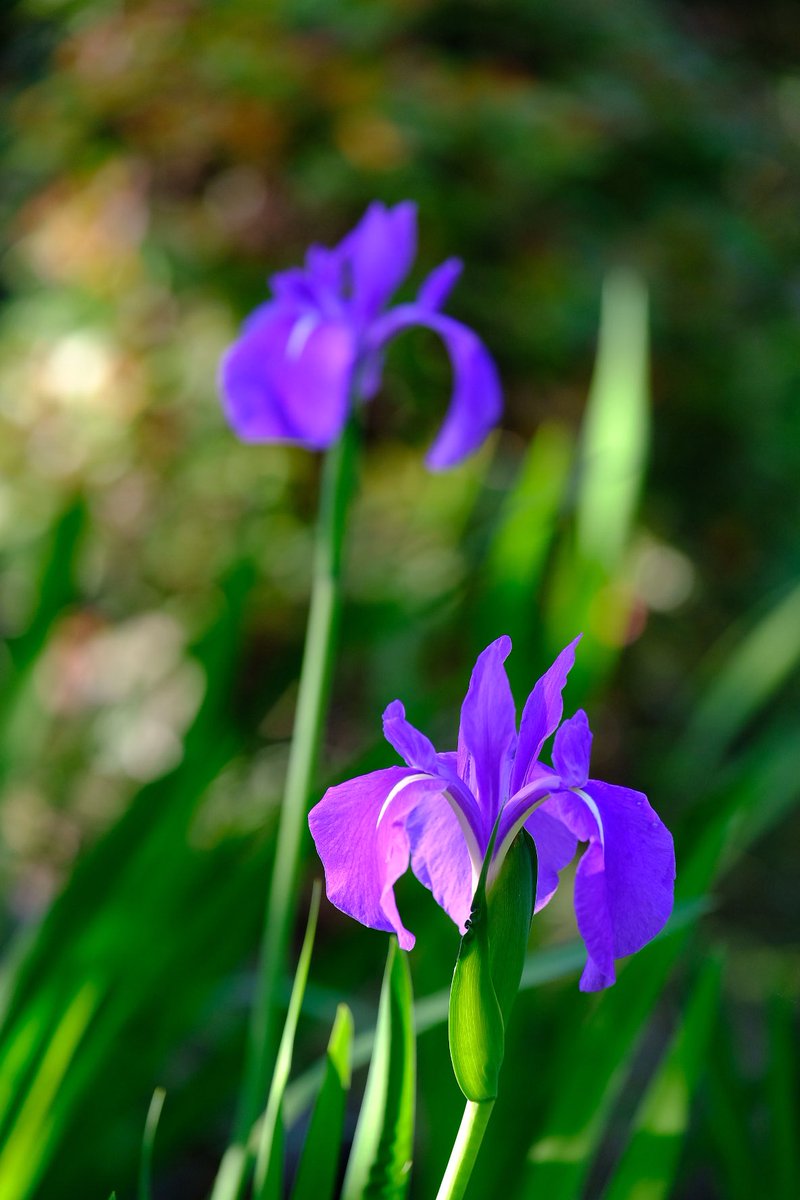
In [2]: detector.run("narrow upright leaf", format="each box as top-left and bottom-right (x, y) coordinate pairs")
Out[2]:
(138, 1087), (166, 1200)
(342, 940), (415, 1200)
(291, 1004), (353, 1200)
(252, 884), (321, 1200)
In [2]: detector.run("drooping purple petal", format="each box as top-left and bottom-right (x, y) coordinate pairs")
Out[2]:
(368, 303), (502, 470)
(511, 635), (582, 794)
(220, 306), (356, 447)
(308, 766), (450, 950)
(457, 636), (516, 829)
(551, 709), (592, 788)
(343, 201), (417, 326)
(551, 781), (675, 990)
(406, 792), (474, 932)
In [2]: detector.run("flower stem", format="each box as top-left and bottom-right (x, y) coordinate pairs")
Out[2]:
(436, 1100), (495, 1200)
(211, 416), (359, 1200)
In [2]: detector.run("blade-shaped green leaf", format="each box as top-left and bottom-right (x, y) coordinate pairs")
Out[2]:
(682, 581), (800, 771)
(252, 883), (321, 1200)
(138, 1087), (166, 1200)
(575, 268), (649, 571)
(290, 1003), (353, 1200)
(342, 939), (415, 1200)
(601, 956), (723, 1200)
(0, 984), (97, 1197)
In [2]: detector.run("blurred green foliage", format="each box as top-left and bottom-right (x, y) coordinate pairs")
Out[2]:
(0, 0), (798, 1197)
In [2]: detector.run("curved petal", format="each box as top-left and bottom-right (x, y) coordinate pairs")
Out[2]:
(553, 781), (675, 991)
(551, 709), (592, 788)
(511, 635), (581, 794)
(308, 766), (448, 949)
(406, 792), (474, 932)
(220, 306), (356, 448)
(368, 304), (502, 469)
(343, 201), (417, 325)
(457, 636), (516, 830)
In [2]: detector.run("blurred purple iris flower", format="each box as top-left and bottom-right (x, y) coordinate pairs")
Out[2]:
(309, 636), (675, 991)
(219, 201), (501, 469)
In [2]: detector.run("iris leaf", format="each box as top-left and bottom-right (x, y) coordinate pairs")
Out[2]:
(138, 1087), (166, 1200)
(341, 939), (415, 1200)
(252, 883), (321, 1200)
(290, 1003), (353, 1200)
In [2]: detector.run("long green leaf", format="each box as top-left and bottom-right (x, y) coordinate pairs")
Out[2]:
(290, 1003), (353, 1200)
(342, 939), (415, 1200)
(138, 1087), (166, 1200)
(252, 883), (321, 1200)
(575, 268), (649, 570)
(682, 581), (800, 769)
(601, 956), (723, 1200)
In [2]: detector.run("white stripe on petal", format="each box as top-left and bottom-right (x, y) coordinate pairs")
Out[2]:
(574, 787), (605, 848)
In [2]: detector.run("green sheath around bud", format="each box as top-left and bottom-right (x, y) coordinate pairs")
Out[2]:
(448, 832), (537, 1102)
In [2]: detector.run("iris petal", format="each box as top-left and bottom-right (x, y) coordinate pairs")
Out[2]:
(525, 804), (579, 911)
(551, 709), (592, 788)
(308, 766), (450, 950)
(382, 699), (439, 773)
(407, 793), (474, 932)
(457, 636), (516, 829)
(511, 636), (581, 794)
(552, 781), (676, 990)
(368, 304), (502, 469)
(343, 201), (417, 325)
(220, 307), (356, 447)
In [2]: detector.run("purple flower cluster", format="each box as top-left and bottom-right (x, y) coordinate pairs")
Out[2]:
(220, 201), (501, 469)
(309, 636), (675, 991)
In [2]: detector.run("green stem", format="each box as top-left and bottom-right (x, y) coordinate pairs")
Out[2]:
(211, 416), (359, 1200)
(435, 1100), (495, 1200)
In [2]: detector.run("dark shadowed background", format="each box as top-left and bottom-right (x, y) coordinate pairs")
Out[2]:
(0, 2), (798, 1197)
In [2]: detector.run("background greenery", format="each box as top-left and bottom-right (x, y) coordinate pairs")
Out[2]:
(0, 0), (798, 1197)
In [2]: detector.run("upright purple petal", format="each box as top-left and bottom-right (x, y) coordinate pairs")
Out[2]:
(416, 258), (463, 312)
(368, 304), (502, 469)
(381, 702), (485, 856)
(511, 635), (582, 794)
(382, 700), (439, 773)
(551, 709), (592, 788)
(406, 793), (474, 932)
(344, 201), (417, 325)
(552, 781), (675, 990)
(220, 307), (356, 447)
(457, 636), (516, 829)
(308, 766), (449, 950)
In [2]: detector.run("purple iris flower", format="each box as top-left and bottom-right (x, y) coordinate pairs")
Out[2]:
(309, 635), (675, 991)
(219, 201), (502, 469)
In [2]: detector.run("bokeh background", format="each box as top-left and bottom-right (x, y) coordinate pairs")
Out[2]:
(1, 1), (799, 1197)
